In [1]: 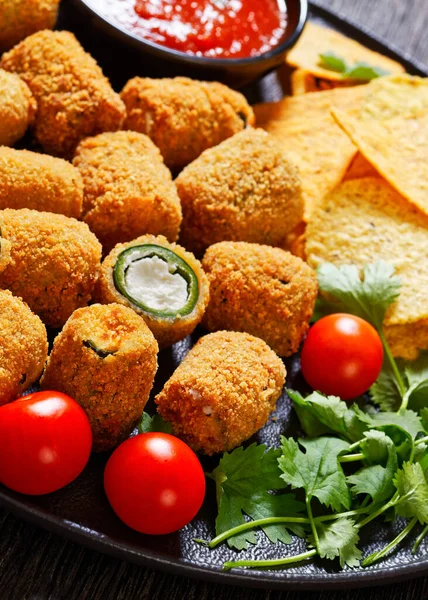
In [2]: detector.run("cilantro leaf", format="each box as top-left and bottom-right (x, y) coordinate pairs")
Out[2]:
(421, 408), (428, 433)
(342, 62), (390, 80)
(138, 412), (172, 434)
(347, 431), (397, 503)
(315, 261), (401, 330)
(403, 352), (428, 413)
(289, 390), (370, 442)
(394, 462), (428, 524)
(369, 410), (423, 441)
(370, 359), (405, 412)
(210, 444), (303, 550)
(309, 518), (362, 568)
(318, 51), (347, 73)
(279, 437), (350, 512)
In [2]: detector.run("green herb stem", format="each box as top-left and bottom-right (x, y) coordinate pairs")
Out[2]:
(316, 505), (374, 523)
(412, 524), (428, 554)
(223, 549), (317, 571)
(362, 517), (418, 567)
(415, 436), (428, 447)
(379, 330), (406, 399)
(347, 440), (364, 453)
(357, 492), (399, 530)
(306, 497), (320, 553)
(339, 453), (364, 463)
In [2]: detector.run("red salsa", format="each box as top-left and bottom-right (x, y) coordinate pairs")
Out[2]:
(133, 0), (287, 58)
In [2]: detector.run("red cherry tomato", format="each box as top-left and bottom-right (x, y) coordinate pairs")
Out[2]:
(104, 433), (206, 535)
(300, 313), (383, 400)
(0, 391), (92, 495)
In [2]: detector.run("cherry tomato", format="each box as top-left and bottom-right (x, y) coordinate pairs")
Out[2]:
(104, 433), (206, 535)
(0, 391), (92, 495)
(300, 313), (383, 400)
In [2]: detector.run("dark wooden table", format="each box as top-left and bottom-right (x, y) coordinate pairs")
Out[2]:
(1, 1), (428, 598)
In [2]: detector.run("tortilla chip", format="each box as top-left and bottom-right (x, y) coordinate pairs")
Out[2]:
(333, 109), (428, 216)
(305, 178), (428, 351)
(343, 152), (378, 180)
(291, 69), (362, 95)
(254, 86), (367, 218)
(286, 22), (405, 81)
(358, 74), (428, 119)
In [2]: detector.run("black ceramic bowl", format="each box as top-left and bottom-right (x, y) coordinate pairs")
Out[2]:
(69, 0), (308, 88)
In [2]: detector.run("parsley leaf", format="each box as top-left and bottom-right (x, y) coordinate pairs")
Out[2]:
(210, 444), (303, 550)
(138, 412), (172, 434)
(309, 518), (362, 568)
(394, 462), (428, 524)
(288, 390), (370, 442)
(343, 63), (390, 80)
(347, 431), (397, 503)
(278, 437), (350, 512)
(318, 51), (348, 73)
(315, 261), (401, 330)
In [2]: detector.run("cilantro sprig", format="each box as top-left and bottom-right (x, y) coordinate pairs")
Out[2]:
(198, 261), (428, 571)
(318, 51), (391, 80)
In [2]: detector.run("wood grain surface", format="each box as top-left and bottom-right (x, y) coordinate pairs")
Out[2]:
(1, 1), (428, 599)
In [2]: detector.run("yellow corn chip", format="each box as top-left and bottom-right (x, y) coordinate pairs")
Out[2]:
(343, 152), (378, 181)
(286, 22), (405, 81)
(254, 86), (367, 218)
(333, 109), (428, 216)
(305, 177), (428, 356)
(358, 74), (428, 119)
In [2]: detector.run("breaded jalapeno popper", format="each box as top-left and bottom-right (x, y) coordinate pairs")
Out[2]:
(41, 304), (158, 452)
(0, 209), (102, 328)
(155, 331), (286, 455)
(120, 77), (255, 171)
(0, 69), (36, 146)
(202, 242), (318, 357)
(0, 0), (59, 52)
(73, 131), (182, 251)
(95, 234), (210, 348)
(0, 148), (83, 217)
(176, 128), (304, 256)
(1, 31), (126, 158)
(0, 290), (48, 406)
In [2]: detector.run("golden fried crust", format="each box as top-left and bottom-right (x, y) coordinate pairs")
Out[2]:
(73, 131), (182, 251)
(94, 234), (210, 348)
(155, 331), (286, 455)
(202, 242), (318, 357)
(1, 30), (125, 158)
(0, 209), (102, 327)
(0, 0), (59, 52)
(0, 289), (48, 405)
(0, 147), (83, 217)
(176, 128), (304, 256)
(0, 69), (36, 146)
(41, 303), (158, 452)
(120, 76), (255, 171)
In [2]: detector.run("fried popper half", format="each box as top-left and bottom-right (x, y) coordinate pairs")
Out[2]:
(120, 76), (255, 171)
(176, 128), (303, 256)
(0, 69), (36, 146)
(73, 131), (182, 251)
(95, 234), (210, 348)
(155, 331), (286, 455)
(41, 303), (158, 452)
(0, 0), (59, 52)
(0, 209), (102, 327)
(1, 30), (125, 158)
(202, 242), (318, 357)
(0, 290), (48, 406)
(0, 147), (83, 217)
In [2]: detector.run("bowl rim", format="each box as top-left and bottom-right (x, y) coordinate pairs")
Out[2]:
(74, 0), (308, 66)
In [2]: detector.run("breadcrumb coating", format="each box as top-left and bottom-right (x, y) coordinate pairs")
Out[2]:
(73, 131), (182, 251)
(0, 0), (59, 52)
(120, 76), (255, 171)
(0, 69), (36, 146)
(41, 303), (158, 452)
(155, 331), (286, 455)
(1, 30), (125, 158)
(94, 234), (210, 348)
(0, 209), (102, 327)
(176, 128), (303, 256)
(0, 147), (83, 217)
(0, 289), (48, 405)
(202, 242), (318, 356)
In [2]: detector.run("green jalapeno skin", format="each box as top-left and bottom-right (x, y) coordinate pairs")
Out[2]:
(113, 244), (199, 319)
